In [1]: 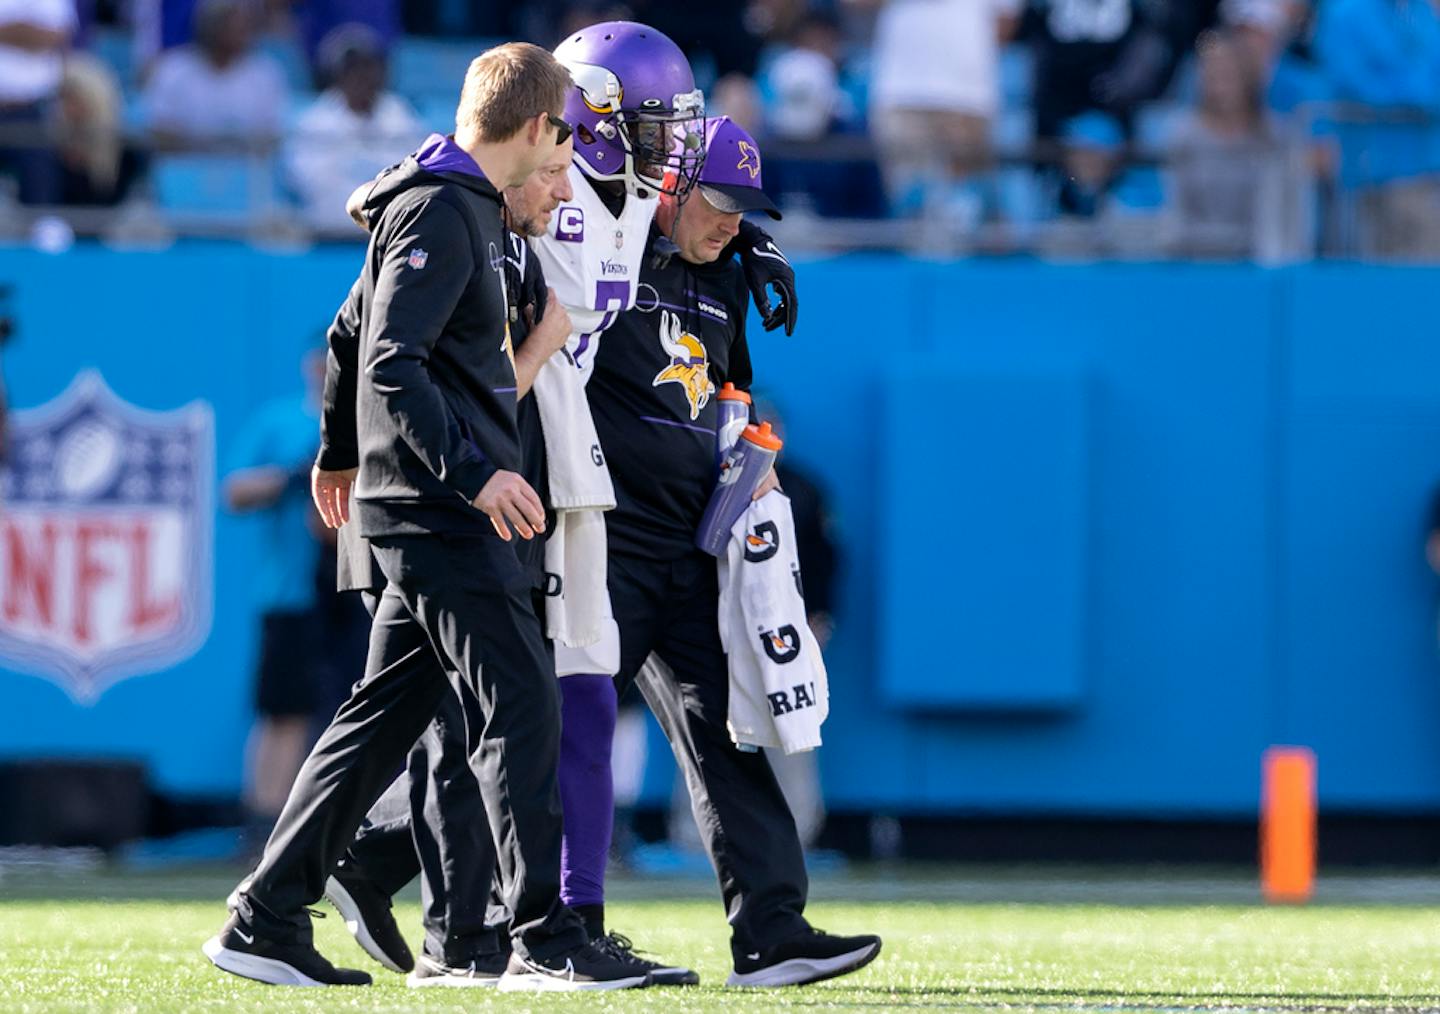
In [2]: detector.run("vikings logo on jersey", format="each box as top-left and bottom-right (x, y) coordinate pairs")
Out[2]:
(652, 310), (715, 420)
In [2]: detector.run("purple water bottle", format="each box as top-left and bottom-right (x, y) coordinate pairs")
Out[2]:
(696, 421), (783, 557)
(715, 382), (752, 469)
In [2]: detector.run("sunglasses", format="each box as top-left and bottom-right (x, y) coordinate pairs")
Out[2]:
(547, 114), (572, 145)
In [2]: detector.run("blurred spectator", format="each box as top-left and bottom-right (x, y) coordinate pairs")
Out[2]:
(709, 72), (767, 136)
(557, 2), (636, 40)
(1058, 110), (1124, 218)
(0, 0), (77, 205)
(295, 0), (398, 76)
(222, 349), (326, 845)
(631, 0), (768, 80)
(1315, 0), (1440, 260)
(865, 0), (1021, 218)
(759, 12), (886, 218)
(747, 0), (812, 43)
(143, 0), (287, 147)
(284, 23), (420, 233)
(53, 55), (146, 206)
(1024, 0), (1181, 145)
(765, 13), (855, 142)
(1024, 1), (1190, 217)
(1169, 29), (1303, 259)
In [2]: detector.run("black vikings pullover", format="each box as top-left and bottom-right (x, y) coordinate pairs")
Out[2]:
(588, 223), (754, 560)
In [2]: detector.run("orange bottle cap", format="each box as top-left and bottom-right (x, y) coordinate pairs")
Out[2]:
(742, 421), (783, 451)
(718, 382), (752, 404)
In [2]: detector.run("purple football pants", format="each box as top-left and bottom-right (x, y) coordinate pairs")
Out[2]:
(557, 673), (617, 908)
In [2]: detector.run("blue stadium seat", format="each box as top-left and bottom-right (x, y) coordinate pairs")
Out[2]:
(153, 155), (272, 216)
(995, 166), (1045, 228)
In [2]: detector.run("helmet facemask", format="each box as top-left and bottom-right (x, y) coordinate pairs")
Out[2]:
(617, 95), (706, 196)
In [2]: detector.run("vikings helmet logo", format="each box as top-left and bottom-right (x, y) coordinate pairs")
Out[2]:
(652, 310), (715, 420)
(736, 140), (760, 179)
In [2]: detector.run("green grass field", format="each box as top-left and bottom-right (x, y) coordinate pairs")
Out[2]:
(3, 865), (1440, 1012)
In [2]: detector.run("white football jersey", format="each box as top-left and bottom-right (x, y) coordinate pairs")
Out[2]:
(529, 162), (658, 383)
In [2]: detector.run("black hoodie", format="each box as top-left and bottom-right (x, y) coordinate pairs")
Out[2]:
(321, 136), (519, 538)
(319, 214), (554, 591)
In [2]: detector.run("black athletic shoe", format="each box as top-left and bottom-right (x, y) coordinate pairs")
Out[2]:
(496, 939), (653, 992)
(224, 875), (251, 912)
(726, 927), (882, 987)
(202, 911), (372, 986)
(594, 931), (699, 986)
(406, 950), (510, 988)
(324, 869), (414, 973)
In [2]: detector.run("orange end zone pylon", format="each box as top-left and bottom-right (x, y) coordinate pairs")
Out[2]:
(1260, 746), (1317, 904)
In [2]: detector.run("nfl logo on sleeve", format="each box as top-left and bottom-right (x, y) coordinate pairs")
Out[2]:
(407, 248), (428, 269)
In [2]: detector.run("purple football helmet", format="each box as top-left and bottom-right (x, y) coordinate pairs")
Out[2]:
(554, 21), (706, 197)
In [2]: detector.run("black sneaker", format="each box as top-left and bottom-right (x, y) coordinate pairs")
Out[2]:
(202, 910), (372, 986)
(224, 874), (252, 912)
(496, 939), (652, 992)
(594, 931), (699, 986)
(324, 869), (414, 973)
(726, 927), (882, 987)
(406, 950), (510, 988)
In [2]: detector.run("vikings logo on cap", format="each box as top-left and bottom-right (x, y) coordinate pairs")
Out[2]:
(736, 140), (760, 180)
(652, 310), (715, 420)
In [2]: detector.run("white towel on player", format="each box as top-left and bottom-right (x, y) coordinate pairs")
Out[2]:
(533, 351), (614, 648)
(718, 491), (829, 754)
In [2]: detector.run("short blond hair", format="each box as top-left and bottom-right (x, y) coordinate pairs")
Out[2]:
(456, 42), (572, 143)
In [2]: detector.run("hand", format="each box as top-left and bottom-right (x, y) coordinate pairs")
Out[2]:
(753, 465), (781, 501)
(737, 220), (798, 335)
(524, 287), (572, 362)
(311, 466), (357, 529)
(472, 469), (546, 541)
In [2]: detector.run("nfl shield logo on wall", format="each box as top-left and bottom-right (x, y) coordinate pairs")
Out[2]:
(0, 371), (214, 703)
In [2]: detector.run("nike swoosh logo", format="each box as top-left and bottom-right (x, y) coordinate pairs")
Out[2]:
(235, 929), (255, 945)
(751, 244), (789, 266)
(746, 952), (760, 960)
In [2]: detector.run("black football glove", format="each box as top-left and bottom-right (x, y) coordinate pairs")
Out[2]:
(735, 219), (798, 335)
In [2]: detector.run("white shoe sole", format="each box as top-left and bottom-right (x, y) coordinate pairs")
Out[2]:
(324, 875), (406, 974)
(725, 941), (881, 987)
(202, 936), (325, 987)
(406, 971), (502, 988)
(496, 972), (649, 992)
